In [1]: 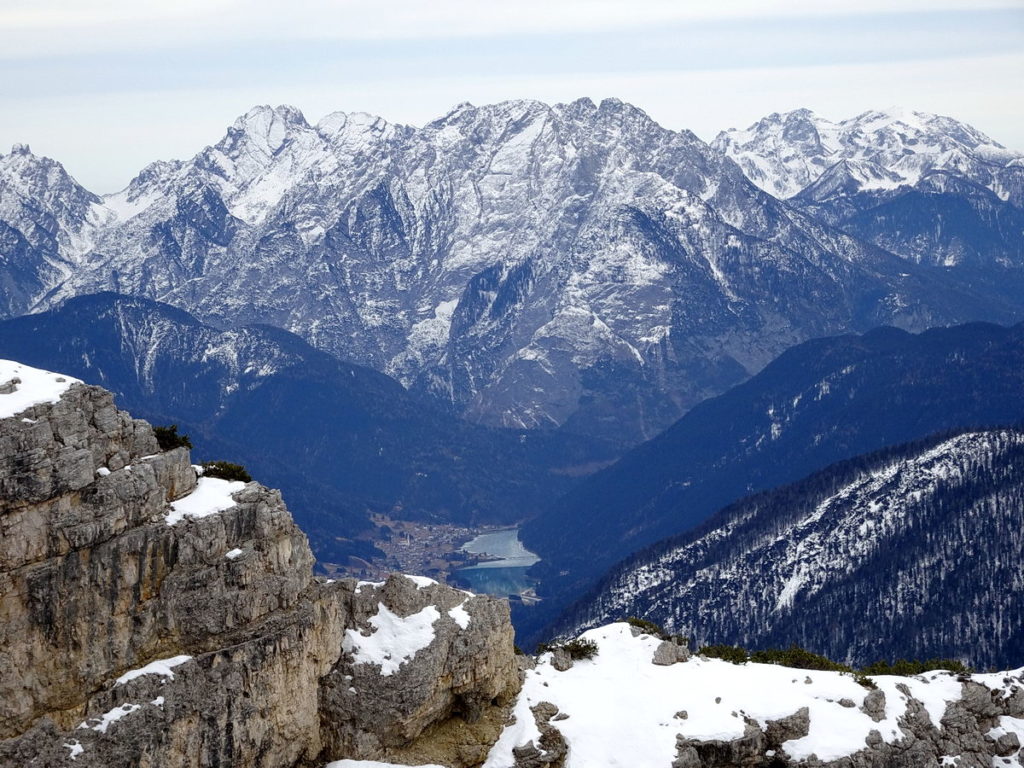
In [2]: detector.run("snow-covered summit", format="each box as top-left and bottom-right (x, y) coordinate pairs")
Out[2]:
(231, 104), (310, 138)
(0, 143), (106, 265)
(715, 107), (1023, 202)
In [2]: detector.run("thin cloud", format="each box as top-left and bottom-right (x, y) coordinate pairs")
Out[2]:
(1, 0), (1020, 57)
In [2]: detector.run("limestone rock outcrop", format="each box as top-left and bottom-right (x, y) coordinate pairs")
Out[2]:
(0, 369), (519, 767)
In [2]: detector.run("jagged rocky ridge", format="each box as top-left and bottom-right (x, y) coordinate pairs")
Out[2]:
(0, 292), (620, 563)
(3, 102), (1024, 445)
(0, 360), (520, 767)
(521, 321), (1024, 646)
(551, 429), (1024, 669)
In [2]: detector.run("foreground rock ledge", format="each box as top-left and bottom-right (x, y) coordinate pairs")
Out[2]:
(0, 374), (519, 767)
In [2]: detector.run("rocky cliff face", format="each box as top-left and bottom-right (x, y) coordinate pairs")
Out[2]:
(0, 361), (519, 767)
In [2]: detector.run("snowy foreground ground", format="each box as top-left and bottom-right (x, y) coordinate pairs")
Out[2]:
(328, 623), (1024, 768)
(0, 359), (80, 418)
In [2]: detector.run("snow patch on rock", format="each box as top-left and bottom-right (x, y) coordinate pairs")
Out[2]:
(343, 602), (440, 676)
(483, 623), (988, 768)
(166, 477), (246, 525)
(115, 655), (192, 686)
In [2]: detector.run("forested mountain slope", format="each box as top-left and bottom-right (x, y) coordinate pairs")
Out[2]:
(522, 321), (1024, 644)
(554, 429), (1024, 669)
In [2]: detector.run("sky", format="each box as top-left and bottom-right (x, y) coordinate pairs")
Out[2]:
(2, 0), (1022, 193)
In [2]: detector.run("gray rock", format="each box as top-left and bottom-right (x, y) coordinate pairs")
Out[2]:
(674, 717), (765, 767)
(550, 647), (574, 672)
(652, 638), (691, 666)
(764, 706), (810, 747)
(512, 701), (568, 768)
(861, 687), (887, 722)
(0, 382), (519, 767)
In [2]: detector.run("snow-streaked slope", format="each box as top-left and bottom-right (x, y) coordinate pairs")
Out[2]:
(5, 101), (1022, 446)
(0, 144), (110, 317)
(556, 429), (1024, 669)
(484, 623), (1024, 768)
(519, 321), (1024, 651)
(714, 107), (1024, 204)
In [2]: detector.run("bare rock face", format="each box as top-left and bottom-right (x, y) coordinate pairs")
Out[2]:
(0, 376), (519, 767)
(320, 574), (519, 760)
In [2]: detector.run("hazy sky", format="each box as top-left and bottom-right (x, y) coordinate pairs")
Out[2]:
(2, 0), (1022, 193)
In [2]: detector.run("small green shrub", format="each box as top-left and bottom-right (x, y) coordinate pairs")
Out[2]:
(854, 672), (878, 690)
(201, 461), (252, 483)
(626, 616), (666, 637)
(749, 645), (852, 673)
(513, 644), (525, 656)
(699, 644), (748, 664)
(154, 424), (192, 451)
(563, 637), (599, 660)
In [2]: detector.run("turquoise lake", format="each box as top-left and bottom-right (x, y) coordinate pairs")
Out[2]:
(453, 528), (540, 597)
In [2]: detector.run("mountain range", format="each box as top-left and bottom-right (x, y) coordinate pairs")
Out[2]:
(715, 107), (1024, 205)
(2, 101), (1023, 447)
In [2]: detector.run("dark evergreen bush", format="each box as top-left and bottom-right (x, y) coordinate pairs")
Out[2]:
(201, 461), (252, 482)
(749, 645), (852, 673)
(854, 673), (878, 689)
(860, 658), (971, 676)
(699, 644), (748, 664)
(154, 424), (192, 451)
(563, 637), (599, 660)
(626, 616), (665, 637)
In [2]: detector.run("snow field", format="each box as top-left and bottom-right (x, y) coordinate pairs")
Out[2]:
(483, 623), (999, 768)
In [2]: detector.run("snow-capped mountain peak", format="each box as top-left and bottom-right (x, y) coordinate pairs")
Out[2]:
(0, 143), (105, 270)
(317, 110), (396, 140)
(226, 104), (311, 157)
